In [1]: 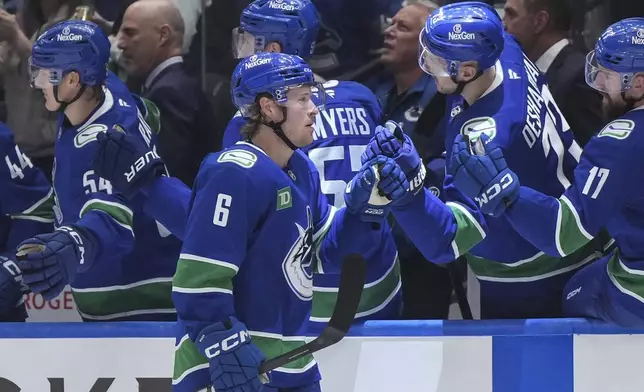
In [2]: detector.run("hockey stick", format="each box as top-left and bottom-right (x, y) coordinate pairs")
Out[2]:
(258, 253), (366, 376)
(447, 259), (473, 320)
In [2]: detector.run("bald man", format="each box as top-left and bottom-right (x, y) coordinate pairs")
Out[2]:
(371, 2), (458, 320)
(117, 0), (224, 187)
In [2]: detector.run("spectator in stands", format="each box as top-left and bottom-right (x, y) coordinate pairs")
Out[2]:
(503, 0), (604, 146)
(370, 2), (455, 320)
(0, 0), (83, 178)
(117, 0), (223, 187)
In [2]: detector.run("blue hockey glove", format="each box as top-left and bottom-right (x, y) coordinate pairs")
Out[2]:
(93, 127), (165, 199)
(0, 255), (28, 321)
(16, 225), (95, 300)
(449, 134), (519, 216)
(344, 156), (408, 222)
(195, 317), (266, 392)
(362, 121), (426, 195)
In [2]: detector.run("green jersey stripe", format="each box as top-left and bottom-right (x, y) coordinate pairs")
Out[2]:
(172, 256), (236, 291)
(555, 195), (593, 257)
(448, 202), (486, 258)
(469, 231), (612, 282)
(607, 252), (644, 303)
(79, 199), (134, 233)
(72, 278), (173, 318)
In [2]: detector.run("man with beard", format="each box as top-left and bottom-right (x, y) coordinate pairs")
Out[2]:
(448, 17), (644, 327)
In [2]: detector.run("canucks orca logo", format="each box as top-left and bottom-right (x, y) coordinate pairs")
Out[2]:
(404, 105), (423, 123)
(460, 117), (497, 141)
(282, 206), (314, 301)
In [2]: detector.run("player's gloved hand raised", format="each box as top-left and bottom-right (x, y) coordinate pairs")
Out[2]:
(93, 127), (165, 199)
(16, 225), (95, 300)
(449, 134), (519, 216)
(344, 156), (408, 222)
(0, 255), (28, 322)
(196, 317), (266, 392)
(361, 121), (426, 196)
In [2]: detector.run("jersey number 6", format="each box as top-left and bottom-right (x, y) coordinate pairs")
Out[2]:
(213, 193), (232, 227)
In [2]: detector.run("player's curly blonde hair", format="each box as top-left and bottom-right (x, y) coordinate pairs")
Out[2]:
(240, 93), (273, 140)
(240, 104), (263, 140)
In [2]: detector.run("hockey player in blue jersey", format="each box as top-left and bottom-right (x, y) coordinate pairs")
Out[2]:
(227, 0), (402, 330)
(0, 126), (54, 321)
(93, 0), (401, 331)
(14, 20), (181, 321)
(449, 18), (644, 327)
(362, 2), (610, 319)
(166, 53), (404, 392)
(93, 51), (406, 391)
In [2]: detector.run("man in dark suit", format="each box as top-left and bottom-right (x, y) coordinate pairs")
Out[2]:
(116, 0), (226, 187)
(503, 0), (605, 146)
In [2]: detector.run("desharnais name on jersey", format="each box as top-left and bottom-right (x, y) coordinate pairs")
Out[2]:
(391, 34), (611, 318)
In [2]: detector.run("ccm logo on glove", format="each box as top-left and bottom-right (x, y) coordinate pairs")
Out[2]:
(201, 330), (251, 359)
(58, 226), (86, 266)
(125, 150), (160, 183)
(475, 172), (514, 207)
(1, 258), (20, 279)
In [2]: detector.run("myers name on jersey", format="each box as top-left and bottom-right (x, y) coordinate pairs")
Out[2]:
(311, 81), (375, 141)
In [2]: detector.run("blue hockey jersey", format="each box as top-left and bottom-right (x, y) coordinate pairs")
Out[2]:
(0, 124), (53, 257)
(50, 82), (181, 321)
(171, 142), (386, 391)
(392, 34), (607, 318)
(0, 124), (53, 321)
(506, 106), (644, 300)
(222, 80), (401, 330)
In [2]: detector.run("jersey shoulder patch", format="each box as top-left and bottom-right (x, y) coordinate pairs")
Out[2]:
(217, 148), (258, 169)
(597, 119), (635, 140)
(460, 116), (497, 141)
(74, 124), (109, 148)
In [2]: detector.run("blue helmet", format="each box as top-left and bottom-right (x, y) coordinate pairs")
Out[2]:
(586, 18), (644, 93)
(419, 2), (504, 78)
(30, 20), (110, 88)
(232, 0), (320, 59)
(231, 52), (319, 117)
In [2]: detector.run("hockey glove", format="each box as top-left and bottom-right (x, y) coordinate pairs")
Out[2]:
(344, 156), (408, 222)
(16, 225), (95, 300)
(449, 134), (519, 217)
(93, 127), (165, 199)
(195, 317), (266, 392)
(0, 255), (28, 322)
(362, 121), (426, 195)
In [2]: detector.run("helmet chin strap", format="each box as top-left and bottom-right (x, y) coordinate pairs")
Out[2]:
(262, 106), (298, 151)
(621, 90), (644, 112)
(451, 69), (484, 96)
(53, 84), (87, 113)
